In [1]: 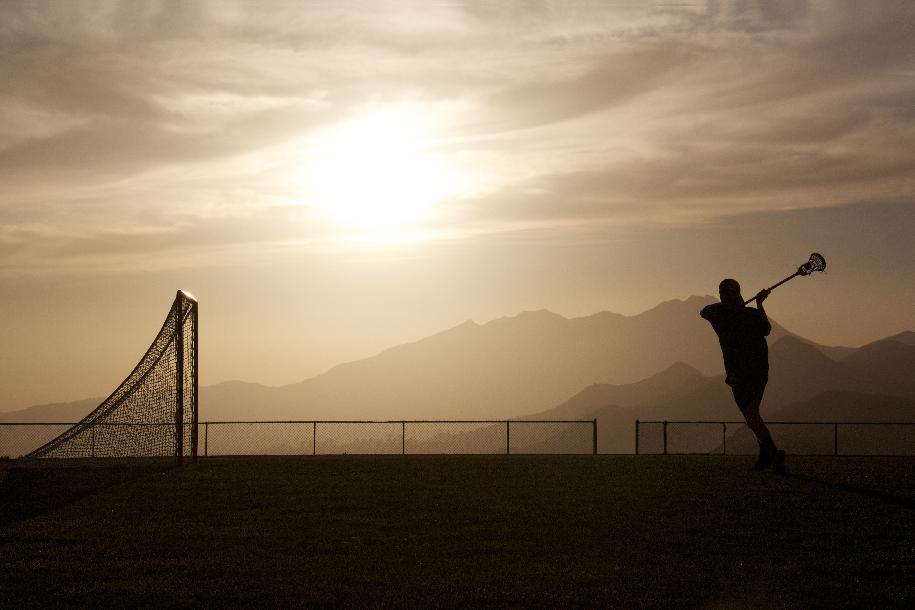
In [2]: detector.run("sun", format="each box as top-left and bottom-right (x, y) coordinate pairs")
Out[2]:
(298, 105), (470, 236)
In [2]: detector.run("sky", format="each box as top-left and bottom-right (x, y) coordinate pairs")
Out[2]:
(1, 1), (914, 410)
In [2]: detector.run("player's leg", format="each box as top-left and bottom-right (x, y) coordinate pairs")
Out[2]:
(740, 398), (777, 468)
(733, 378), (784, 472)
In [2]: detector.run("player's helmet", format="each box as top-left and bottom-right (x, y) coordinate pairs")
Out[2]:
(719, 278), (742, 305)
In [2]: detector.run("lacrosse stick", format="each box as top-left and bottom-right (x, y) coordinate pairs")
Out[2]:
(744, 252), (826, 304)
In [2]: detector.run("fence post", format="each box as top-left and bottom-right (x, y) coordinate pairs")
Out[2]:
(506, 421), (510, 455)
(635, 419), (639, 455)
(313, 422), (317, 456)
(402, 421), (406, 455)
(204, 422), (208, 457)
(592, 418), (598, 455)
(663, 421), (668, 455)
(834, 422), (838, 456)
(722, 422), (727, 455)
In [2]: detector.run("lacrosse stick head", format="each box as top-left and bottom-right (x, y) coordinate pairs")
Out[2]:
(798, 252), (826, 276)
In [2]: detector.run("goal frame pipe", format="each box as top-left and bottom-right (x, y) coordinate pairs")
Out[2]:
(175, 295), (185, 465)
(192, 297), (199, 463)
(174, 290), (199, 465)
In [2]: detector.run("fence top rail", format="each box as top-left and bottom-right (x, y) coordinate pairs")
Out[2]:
(4, 419), (911, 426)
(197, 419), (595, 425)
(0, 421), (177, 426)
(636, 420), (915, 425)
(0, 419), (596, 426)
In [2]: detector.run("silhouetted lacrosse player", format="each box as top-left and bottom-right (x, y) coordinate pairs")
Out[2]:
(701, 279), (785, 473)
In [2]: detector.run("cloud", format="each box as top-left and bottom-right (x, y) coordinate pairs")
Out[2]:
(0, 203), (329, 277)
(448, 1), (915, 227)
(0, 1), (913, 275)
(0, 102), (343, 186)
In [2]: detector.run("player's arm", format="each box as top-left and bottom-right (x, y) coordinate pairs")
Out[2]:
(754, 289), (772, 335)
(700, 304), (715, 320)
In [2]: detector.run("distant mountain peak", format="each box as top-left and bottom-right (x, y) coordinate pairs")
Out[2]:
(209, 379), (269, 390)
(579, 310), (626, 322)
(887, 330), (915, 346)
(656, 361), (704, 378)
(772, 334), (808, 347)
(639, 295), (716, 317)
(485, 309), (567, 328)
(770, 335), (836, 368)
(410, 318), (480, 343)
(842, 333), (915, 361)
(631, 361), (707, 391)
(771, 334), (824, 353)
(685, 294), (718, 305)
(516, 308), (565, 320)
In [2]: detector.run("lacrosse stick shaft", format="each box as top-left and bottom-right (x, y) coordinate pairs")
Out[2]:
(742, 253), (825, 305)
(743, 271), (801, 305)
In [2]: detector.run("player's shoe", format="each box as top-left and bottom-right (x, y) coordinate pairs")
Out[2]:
(750, 450), (773, 471)
(772, 449), (787, 475)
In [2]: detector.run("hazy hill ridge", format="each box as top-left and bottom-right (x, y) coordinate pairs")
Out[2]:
(259, 295), (801, 421)
(4, 297), (911, 427)
(527, 334), (915, 452)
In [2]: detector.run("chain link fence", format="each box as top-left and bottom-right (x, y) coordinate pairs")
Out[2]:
(635, 420), (915, 456)
(1, 423), (73, 460)
(1, 420), (597, 460)
(8, 420), (914, 460)
(1, 423), (201, 461)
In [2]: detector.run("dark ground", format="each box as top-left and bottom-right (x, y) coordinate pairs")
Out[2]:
(1, 455), (913, 608)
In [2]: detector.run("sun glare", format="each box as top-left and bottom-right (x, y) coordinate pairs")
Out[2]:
(298, 106), (470, 237)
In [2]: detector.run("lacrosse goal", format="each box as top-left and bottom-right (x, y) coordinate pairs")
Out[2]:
(18, 290), (198, 464)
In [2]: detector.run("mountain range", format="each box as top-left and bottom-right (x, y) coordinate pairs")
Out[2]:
(524, 332), (915, 453)
(4, 297), (914, 454)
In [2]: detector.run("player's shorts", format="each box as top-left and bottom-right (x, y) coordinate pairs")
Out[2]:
(729, 372), (768, 411)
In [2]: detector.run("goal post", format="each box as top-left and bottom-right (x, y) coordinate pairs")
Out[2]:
(17, 290), (199, 464)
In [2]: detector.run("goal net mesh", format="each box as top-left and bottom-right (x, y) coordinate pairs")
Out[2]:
(19, 291), (197, 462)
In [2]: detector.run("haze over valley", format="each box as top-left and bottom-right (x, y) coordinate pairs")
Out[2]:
(7, 296), (914, 454)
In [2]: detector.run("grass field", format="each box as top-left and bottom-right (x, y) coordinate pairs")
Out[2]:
(2, 455), (914, 607)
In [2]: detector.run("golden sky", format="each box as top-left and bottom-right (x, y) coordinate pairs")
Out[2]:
(2, 1), (914, 409)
